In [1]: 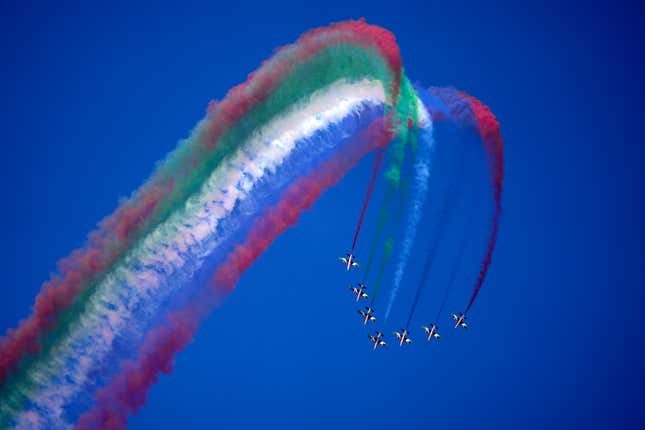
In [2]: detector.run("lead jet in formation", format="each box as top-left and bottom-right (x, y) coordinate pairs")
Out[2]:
(358, 307), (377, 325)
(350, 283), (369, 302)
(421, 324), (441, 342)
(451, 313), (468, 329)
(394, 329), (413, 347)
(338, 253), (359, 271)
(368, 331), (387, 350)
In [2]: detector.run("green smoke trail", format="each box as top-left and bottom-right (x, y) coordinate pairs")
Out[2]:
(370, 236), (395, 304)
(368, 171), (411, 305)
(361, 189), (395, 281)
(362, 79), (420, 305)
(361, 75), (419, 280)
(385, 74), (419, 187)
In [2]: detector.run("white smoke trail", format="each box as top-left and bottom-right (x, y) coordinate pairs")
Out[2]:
(384, 103), (434, 320)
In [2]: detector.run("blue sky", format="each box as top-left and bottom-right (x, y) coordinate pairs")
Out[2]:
(1, 1), (643, 429)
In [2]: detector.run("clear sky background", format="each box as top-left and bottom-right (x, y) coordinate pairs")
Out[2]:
(1, 1), (643, 429)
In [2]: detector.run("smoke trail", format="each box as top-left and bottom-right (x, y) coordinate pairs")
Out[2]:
(0, 19), (403, 383)
(74, 119), (393, 430)
(350, 147), (386, 251)
(384, 119), (433, 320)
(369, 236), (394, 304)
(214, 120), (393, 292)
(405, 186), (459, 328)
(432, 156), (480, 323)
(462, 94), (503, 313)
(366, 179), (407, 303)
(360, 194), (392, 281)
(424, 88), (503, 314)
(3, 82), (388, 429)
(73, 304), (201, 430)
(350, 74), (420, 254)
(404, 128), (469, 327)
(435, 221), (470, 321)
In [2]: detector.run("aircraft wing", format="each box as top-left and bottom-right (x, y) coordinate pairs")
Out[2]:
(339, 257), (348, 264)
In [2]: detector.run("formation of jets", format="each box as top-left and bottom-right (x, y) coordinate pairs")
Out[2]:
(340, 252), (470, 350)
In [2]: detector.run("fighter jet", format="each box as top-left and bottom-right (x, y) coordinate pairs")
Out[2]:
(350, 283), (369, 302)
(368, 331), (387, 350)
(358, 307), (377, 325)
(421, 324), (441, 342)
(451, 313), (468, 329)
(393, 329), (412, 347)
(338, 253), (359, 271)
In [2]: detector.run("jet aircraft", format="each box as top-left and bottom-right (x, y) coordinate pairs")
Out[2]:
(451, 313), (468, 329)
(368, 331), (387, 350)
(338, 253), (359, 271)
(394, 328), (413, 347)
(358, 307), (377, 325)
(350, 283), (369, 302)
(421, 324), (441, 341)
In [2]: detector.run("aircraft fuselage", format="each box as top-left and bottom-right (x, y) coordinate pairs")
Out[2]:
(454, 315), (466, 328)
(399, 330), (408, 346)
(346, 254), (354, 271)
(354, 285), (365, 301)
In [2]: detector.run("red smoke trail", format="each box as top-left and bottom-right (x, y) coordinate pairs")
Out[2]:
(462, 93), (503, 313)
(74, 119), (393, 430)
(351, 147), (386, 251)
(0, 20), (402, 384)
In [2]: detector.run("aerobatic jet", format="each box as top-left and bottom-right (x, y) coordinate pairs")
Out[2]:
(350, 283), (369, 302)
(421, 324), (441, 342)
(338, 253), (359, 271)
(368, 331), (387, 350)
(394, 329), (412, 347)
(358, 307), (377, 325)
(451, 313), (468, 329)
